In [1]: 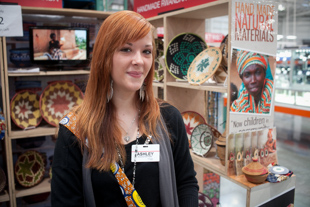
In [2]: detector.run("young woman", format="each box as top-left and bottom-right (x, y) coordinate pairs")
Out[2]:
(51, 10), (198, 207)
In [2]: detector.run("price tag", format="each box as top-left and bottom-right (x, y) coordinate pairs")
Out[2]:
(0, 5), (23, 37)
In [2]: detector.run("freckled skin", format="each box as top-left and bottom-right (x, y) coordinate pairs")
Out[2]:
(241, 64), (266, 106)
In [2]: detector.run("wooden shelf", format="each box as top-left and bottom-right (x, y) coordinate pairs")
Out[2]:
(9, 126), (57, 140)
(0, 190), (10, 202)
(152, 82), (164, 88)
(15, 178), (51, 198)
(8, 69), (90, 77)
(190, 148), (225, 176)
(166, 81), (227, 93)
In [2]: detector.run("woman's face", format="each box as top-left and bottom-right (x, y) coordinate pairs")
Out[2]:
(111, 32), (153, 95)
(241, 64), (266, 99)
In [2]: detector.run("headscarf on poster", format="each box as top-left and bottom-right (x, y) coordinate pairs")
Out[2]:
(229, 0), (278, 134)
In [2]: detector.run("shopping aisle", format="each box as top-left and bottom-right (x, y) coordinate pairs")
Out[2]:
(275, 112), (310, 207)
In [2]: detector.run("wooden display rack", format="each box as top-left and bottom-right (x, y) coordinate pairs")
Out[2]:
(0, 1), (296, 206)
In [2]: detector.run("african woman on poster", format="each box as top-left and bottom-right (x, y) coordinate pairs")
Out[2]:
(231, 50), (274, 114)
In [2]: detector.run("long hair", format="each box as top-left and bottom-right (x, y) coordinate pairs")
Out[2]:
(75, 10), (161, 171)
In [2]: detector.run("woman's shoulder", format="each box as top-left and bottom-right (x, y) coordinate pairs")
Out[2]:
(158, 100), (182, 123)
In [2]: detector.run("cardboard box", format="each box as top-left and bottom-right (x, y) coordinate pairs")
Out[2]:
(0, 0), (62, 8)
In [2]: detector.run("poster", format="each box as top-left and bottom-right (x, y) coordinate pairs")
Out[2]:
(229, 0), (278, 134)
(231, 0), (278, 55)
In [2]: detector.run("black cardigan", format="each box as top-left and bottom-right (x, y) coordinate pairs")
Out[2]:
(51, 103), (198, 206)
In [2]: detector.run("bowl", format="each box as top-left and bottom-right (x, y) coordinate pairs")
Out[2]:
(9, 48), (32, 67)
(244, 173), (268, 184)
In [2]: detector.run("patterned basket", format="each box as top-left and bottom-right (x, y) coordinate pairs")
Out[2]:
(40, 81), (84, 126)
(15, 150), (45, 187)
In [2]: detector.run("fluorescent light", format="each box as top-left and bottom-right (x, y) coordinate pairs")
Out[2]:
(277, 35), (283, 40)
(286, 35), (297, 40)
(278, 4), (285, 11)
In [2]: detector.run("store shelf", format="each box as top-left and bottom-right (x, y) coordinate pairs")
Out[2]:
(190, 148), (225, 176)
(22, 6), (113, 19)
(7, 69), (90, 77)
(15, 178), (51, 198)
(9, 126), (57, 140)
(166, 81), (227, 93)
(152, 82), (164, 88)
(0, 190), (10, 202)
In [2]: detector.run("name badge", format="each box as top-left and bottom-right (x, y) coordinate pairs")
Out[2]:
(131, 144), (160, 162)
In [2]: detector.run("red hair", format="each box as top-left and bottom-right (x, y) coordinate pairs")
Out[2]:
(75, 10), (160, 171)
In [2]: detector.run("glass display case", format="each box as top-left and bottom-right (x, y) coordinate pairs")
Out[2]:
(275, 49), (310, 108)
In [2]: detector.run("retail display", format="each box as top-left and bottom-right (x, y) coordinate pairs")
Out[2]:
(219, 34), (228, 72)
(198, 192), (213, 207)
(9, 48), (32, 67)
(10, 90), (42, 129)
(187, 48), (222, 85)
(269, 165), (289, 175)
(154, 38), (164, 82)
(0, 108), (5, 140)
(0, 166), (6, 193)
(165, 33), (207, 80)
(242, 157), (268, 184)
(215, 131), (226, 166)
(14, 150), (45, 187)
(181, 111), (206, 148)
(40, 81), (84, 126)
(191, 124), (214, 157)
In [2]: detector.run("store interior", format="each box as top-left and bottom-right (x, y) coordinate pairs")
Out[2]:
(0, 0), (310, 206)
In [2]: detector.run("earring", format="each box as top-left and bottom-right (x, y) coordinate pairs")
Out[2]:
(107, 80), (113, 103)
(139, 83), (145, 102)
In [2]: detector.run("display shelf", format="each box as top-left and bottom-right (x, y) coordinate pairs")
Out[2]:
(152, 82), (164, 88)
(15, 178), (51, 198)
(166, 81), (227, 93)
(9, 126), (57, 140)
(0, 190), (10, 202)
(190, 149), (225, 176)
(7, 69), (90, 77)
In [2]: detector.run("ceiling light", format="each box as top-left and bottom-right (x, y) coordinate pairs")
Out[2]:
(278, 4), (285, 11)
(286, 35), (297, 40)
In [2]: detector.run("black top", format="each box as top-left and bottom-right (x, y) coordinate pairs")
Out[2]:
(49, 40), (60, 50)
(51, 103), (198, 206)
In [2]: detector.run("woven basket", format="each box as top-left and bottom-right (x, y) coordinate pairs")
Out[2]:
(216, 145), (226, 166)
(244, 173), (268, 184)
(242, 157), (268, 184)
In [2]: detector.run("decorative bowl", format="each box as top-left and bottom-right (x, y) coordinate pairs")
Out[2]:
(10, 90), (42, 129)
(242, 157), (269, 184)
(244, 173), (268, 184)
(40, 81), (84, 126)
(165, 33), (207, 80)
(14, 150), (45, 187)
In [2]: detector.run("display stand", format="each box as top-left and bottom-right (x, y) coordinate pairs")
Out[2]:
(0, 7), (111, 207)
(146, 0), (296, 206)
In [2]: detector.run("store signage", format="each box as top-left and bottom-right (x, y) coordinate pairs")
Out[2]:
(231, 0), (278, 56)
(205, 32), (225, 43)
(134, 0), (217, 18)
(0, 5), (23, 37)
(0, 0), (63, 8)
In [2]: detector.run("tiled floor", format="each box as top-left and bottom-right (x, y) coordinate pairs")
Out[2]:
(275, 112), (310, 207)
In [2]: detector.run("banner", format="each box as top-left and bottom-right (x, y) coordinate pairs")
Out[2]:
(134, 0), (216, 18)
(229, 0), (278, 135)
(231, 0), (278, 56)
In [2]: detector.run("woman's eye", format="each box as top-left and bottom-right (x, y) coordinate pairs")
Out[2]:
(120, 48), (131, 52)
(144, 50), (152, 55)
